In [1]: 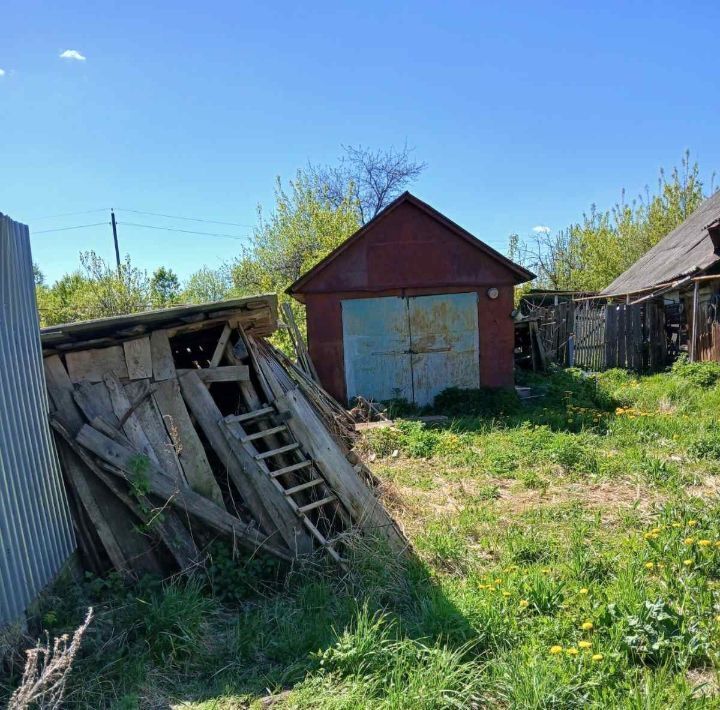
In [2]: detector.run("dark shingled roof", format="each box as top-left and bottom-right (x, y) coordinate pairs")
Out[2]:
(602, 191), (720, 296)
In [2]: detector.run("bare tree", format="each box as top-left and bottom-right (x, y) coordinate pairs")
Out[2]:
(312, 144), (427, 223)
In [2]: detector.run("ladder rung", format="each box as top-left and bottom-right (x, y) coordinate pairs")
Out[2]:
(270, 460), (312, 477)
(240, 425), (287, 442)
(284, 479), (324, 496)
(298, 495), (336, 513)
(225, 406), (274, 423)
(255, 442), (299, 460)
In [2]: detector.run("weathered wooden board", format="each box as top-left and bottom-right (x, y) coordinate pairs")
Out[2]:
(276, 388), (407, 554)
(43, 355), (85, 435)
(209, 324), (233, 368)
(150, 330), (176, 381)
(125, 380), (186, 485)
(123, 337), (153, 380)
(176, 365), (249, 383)
(153, 377), (224, 507)
(74, 424), (292, 561)
(103, 372), (160, 466)
(66, 346), (129, 383)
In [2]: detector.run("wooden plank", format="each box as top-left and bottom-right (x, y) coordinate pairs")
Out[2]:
(103, 372), (160, 466)
(270, 460), (313, 477)
(125, 380), (185, 485)
(153, 378), (225, 507)
(209, 324), (233, 368)
(241, 425), (287, 442)
(284, 478), (324, 495)
(604, 306), (616, 369)
(179, 371), (312, 554)
(150, 329), (176, 381)
(297, 495), (336, 514)
(176, 365), (249, 383)
(66, 346), (129, 383)
(123, 337), (153, 380)
(255, 443), (300, 460)
(43, 355), (85, 435)
(59, 426), (199, 571)
(72, 423), (292, 561)
(224, 406), (275, 424)
(275, 388), (407, 554)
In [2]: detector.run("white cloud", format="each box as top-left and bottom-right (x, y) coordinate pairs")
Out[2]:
(0, 68), (5, 77)
(533, 225), (551, 234)
(59, 49), (86, 61)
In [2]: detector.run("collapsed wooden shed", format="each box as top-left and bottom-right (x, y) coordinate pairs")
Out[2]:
(42, 296), (405, 576)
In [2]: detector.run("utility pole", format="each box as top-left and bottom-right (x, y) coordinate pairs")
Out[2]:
(110, 209), (121, 274)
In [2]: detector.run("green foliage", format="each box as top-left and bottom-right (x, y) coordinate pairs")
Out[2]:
(511, 154), (708, 291)
(671, 354), (720, 388)
(433, 387), (521, 417)
(181, 264), (233, 303)
(36, 251), (152, 326)
(149, 266), (180, 307)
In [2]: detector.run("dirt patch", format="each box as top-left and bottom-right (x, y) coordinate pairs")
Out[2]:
(687, 668), (719, 698)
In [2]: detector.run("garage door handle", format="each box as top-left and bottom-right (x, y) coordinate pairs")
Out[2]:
(410, 347), (452, 354)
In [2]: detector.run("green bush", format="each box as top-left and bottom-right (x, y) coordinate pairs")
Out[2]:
(671, 355), (720, 388)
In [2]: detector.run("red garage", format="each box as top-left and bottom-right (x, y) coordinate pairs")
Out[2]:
(288, 192), (534, 406)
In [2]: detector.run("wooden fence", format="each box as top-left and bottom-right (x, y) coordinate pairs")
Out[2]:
(520, 297), (668, 373)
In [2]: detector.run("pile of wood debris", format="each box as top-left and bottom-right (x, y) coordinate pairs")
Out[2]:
(42, 296), (405, 576)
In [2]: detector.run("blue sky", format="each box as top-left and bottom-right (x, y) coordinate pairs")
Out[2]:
(2, 1), (720, 284)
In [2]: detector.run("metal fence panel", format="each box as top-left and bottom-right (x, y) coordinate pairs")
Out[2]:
(0, 213), (75, 628)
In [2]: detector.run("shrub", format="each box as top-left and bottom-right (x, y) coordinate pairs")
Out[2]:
(671, 355), (720, 388)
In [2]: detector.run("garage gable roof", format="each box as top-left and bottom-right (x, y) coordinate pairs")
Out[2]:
(287, 192), (535, 294)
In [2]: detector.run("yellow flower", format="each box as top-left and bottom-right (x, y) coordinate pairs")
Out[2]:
(683, 559), (693, 567)
(567, 647), (579, 656)
(592, 654), (604, 661)
(549, 645), (563, 655)
(644, 562), (655, 570)
(581, 621), (594, 631)
(684, 537), (695, 545)
(519, 599), (529, 608)
(494, 578), (503, 585)
(651, 527), (662, 534)
(715, 615), (720, 623)
(579, 588), (589, 595)
(688, 520), (698, 527)
(698, 539), (711, 547)
(502, 591), (511, 597)
(715, 541), (720, 548)
(578, 640), (592, 649)
(672, 522), (682, 528)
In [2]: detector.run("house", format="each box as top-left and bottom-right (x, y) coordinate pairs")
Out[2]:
(602, 190), (720, 361)
(288, 192), (535, 406)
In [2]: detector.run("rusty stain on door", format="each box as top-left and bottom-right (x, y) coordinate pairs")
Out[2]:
(342, 292), (479, 405)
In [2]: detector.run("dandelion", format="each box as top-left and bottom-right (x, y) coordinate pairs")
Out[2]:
(567, 647), (579, 656)
(672, 522), (682, 528)
(494, 578), (503, 585)
(715, 615), (720, 623)
(581, 621), (594, 631)
(592, 654), (604, 661)
(549, 645), (563, 655)
(579, 588), (589, 595)
(684, 537), (695, 545)
(578, 640), (592, 649)
(683, 559), (693, 567)
(698, 539), (711, 547)
(688, 520), (698, 527)
(519, 599), (529, 608)
(714, 541), (720, 548)
(502, 591), (511, 597)
(644, 562), (655, 570)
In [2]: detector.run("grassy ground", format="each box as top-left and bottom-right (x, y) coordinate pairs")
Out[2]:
(5, 359), (720, 708)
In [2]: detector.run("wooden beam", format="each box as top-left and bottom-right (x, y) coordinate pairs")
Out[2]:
(152, 378), (225, 507)
(209, 324), (233, 368)
(176, 365), (249, 383)
(73, 423), (292, 561)
(691, 280), (700, 362)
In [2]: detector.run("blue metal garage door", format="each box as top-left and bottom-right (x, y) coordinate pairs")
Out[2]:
(342, 292), (479, 406)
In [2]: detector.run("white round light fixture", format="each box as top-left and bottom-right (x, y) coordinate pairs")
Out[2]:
(487, 287), (499, 300)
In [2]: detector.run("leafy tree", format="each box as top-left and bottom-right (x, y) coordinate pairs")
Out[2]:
(150, 266), (181, 308)
(36, 252), (151, 326)
(510, 153), (710, 292)
(181, 266), (233, 304)
(311, 143), (426, 223)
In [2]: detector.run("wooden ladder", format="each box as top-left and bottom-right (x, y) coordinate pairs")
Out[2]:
(222, 405), (349, 565)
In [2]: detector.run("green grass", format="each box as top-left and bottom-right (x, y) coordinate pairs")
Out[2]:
(5, 363), (720, 707)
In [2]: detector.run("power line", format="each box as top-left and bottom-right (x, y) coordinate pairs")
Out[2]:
(116, 208), (255, 228)
(118, 221), (249, 241)
(33, 222), (109, 234)
(28, 208), (110, 221)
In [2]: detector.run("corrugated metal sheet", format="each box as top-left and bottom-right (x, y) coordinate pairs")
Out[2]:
(0, 213), (75, 628)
